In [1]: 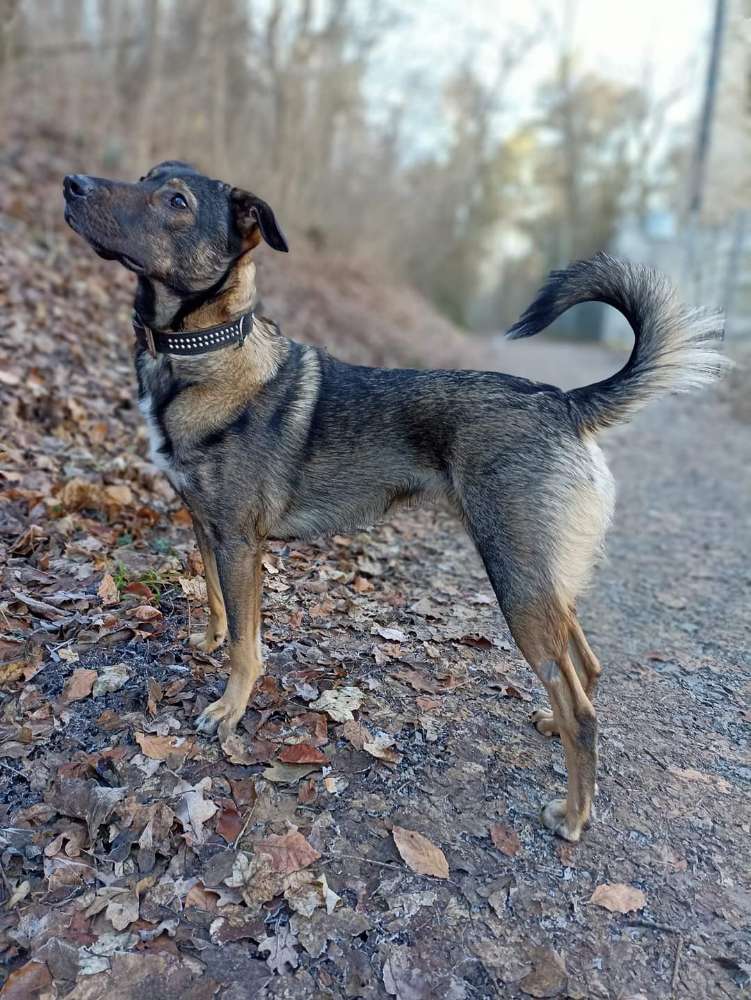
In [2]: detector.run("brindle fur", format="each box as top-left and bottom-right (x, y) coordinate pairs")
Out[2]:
(63, 162), (727, 842)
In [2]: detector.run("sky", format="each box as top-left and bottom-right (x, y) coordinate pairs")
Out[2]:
(365, 0), (714, 160)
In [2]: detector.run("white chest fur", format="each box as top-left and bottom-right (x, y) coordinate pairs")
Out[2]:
(138, 393), (186, 492)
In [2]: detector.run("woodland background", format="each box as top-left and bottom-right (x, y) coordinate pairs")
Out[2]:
(2, 0), (749, 335)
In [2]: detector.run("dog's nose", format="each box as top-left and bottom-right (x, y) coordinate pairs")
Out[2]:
(64, 174), (96, 199)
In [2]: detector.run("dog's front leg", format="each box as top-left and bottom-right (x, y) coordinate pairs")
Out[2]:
(195, 538), (264, 741)
(190, 519), (228, 653)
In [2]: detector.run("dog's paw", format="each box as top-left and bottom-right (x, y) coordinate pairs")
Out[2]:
(196, 696), (244, 741)
(541, 798), (580, 842)
(530, 708), (559, 738)
(190, 629), (227, 654)
(541, 798), (595, 842)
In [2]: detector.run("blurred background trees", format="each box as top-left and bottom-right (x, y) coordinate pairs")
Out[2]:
(2, 0), (748, 338)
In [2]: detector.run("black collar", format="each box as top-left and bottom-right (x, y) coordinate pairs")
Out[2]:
(133, 309), (254, 358)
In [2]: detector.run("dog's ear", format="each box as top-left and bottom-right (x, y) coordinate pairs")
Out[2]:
(231, 189), (289, 253)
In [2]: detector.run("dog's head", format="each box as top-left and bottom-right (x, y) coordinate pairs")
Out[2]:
(63, 161), (288, 296)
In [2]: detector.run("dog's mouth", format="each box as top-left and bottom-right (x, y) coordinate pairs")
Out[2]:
(64, 205), (145, 274)
(100, 248), (144, 274)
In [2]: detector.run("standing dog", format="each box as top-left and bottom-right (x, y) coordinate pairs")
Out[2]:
(63, 162), (727, 842)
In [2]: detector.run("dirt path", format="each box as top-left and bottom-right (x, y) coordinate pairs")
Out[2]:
(2, 304), (749, 999)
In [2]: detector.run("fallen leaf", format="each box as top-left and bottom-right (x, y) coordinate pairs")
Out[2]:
(50, 778), (126, 842)
(257, 924), (299, 974)
(519, 946), (568, 997)
(219, 730), (256, 765)
(278, 743), (328, 765)
(667, 766), (730, 794)
(363, 732), (402, 764)
(323, 775), (349, 794)
(375, 626), (407, 642)
(98, 573), (119, 606)
(135, 732), (191, 761)
(298, 777), (318, 804)
(262, 761), (319, 784)
(309, 686), (364, 722)
(416, 695), (441, 712)
(224, 851), (283, 905)
(489, 822), (521, 857)
(0, 960), (53, 999)
(146, 677), (162, 715)
(340, 719), (370, 750)
(590, 883), (646, 914)
(216, 801), (243, 843)
(389, 667), (439, 693)
(122, 580), (153, 600)
(185, 883), (220, 911)
(285, 872), (341, 918)
(106, 890), (139, 931)
(61, 668), (97, 704)
(500, 683), (532, 702)
(132, 604), (162, 621)
(104, 484), (134, 506)
(179, 575), (207, 602)
(174, 778), (218, 845)
(392, 826), (449, 879)
(255, 830), (321, 874)
(456, 632), (493, 649)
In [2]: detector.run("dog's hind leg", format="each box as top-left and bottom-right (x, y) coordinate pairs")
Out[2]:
(468, 512), (601, 840)
(190, 519), (228, 653)
(530, 614), (602, 736)
(504, 602), (598, 842)
(196, 540), (264, 741)
(569, 616), (602, 699)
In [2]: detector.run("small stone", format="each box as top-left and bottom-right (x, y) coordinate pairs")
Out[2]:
(93, 662), (130, 697)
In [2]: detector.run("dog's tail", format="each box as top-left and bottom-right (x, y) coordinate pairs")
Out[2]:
(506, 252), (729, 434)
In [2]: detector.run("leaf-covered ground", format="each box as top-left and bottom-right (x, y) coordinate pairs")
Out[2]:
(1, 137), (750, 999)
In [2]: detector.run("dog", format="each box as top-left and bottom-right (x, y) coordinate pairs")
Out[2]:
(63, 161), (727, 842)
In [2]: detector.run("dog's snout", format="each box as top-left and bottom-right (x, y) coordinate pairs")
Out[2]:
(64, 174), (97, 199)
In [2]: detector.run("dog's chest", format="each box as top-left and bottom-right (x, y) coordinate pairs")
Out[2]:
(137, 392), (186, 492)
(136, 358), (189, 492)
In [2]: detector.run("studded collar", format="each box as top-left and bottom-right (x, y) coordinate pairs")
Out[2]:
(133, 309), (254, 358)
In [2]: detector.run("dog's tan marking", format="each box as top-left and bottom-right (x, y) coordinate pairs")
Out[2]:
(509, 603), (597, 843)
(196, 545), (264, 740)
(163, 255), (287, 447)
(569, 616), (602, 699)
(531, 613), (602, 737)
(190, 520), (227, 653)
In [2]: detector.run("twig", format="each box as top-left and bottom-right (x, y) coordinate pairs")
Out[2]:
(671, 935), (684, 997)
(326, 852), (461, 887)
(644, 747), (669, 771)
(0, 859), (13, 895)
(233, 800), (258, 848)
(628, 918), (682, 934)
(327, 853), (403, 872)
(0, 759), (26, 779)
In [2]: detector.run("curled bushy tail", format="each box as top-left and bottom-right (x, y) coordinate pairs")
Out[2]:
(507, 252), (730, 433)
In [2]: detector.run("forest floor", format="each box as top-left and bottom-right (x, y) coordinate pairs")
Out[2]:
(1, 137), (750, 999)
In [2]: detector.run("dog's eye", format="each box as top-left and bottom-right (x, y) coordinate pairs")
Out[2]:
(170, 193), (189, 209)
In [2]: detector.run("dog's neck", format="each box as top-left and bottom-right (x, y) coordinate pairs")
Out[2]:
(135, 253), (286, 387)
(135, 253), (258, 332)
